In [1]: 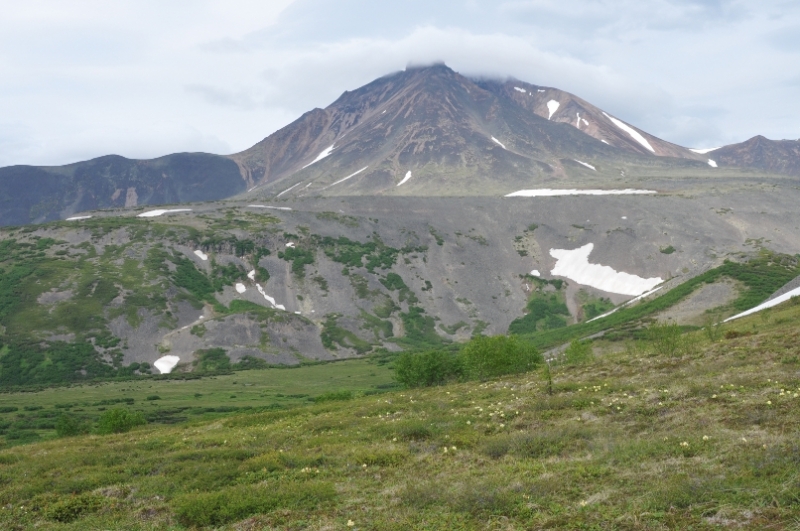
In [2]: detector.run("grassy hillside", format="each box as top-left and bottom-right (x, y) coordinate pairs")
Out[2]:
(1, 297), (798, 529)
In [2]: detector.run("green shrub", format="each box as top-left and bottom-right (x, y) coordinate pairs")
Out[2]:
(562, 340), (593, 365)
(462, 335), (542, 380)
(174, 482), (336, 527)
(193, 347), (232, 372)
(145, 395), (161, 401)
(394, 350), (463, 388)
(313, 390), (354, 402)
(95, 408), (146, 434)
(56, 413), (90, 437)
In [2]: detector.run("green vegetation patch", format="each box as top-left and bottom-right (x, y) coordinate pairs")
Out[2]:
(508, 279), (570, 335)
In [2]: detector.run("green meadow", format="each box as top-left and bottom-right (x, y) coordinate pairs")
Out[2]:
(1, 298), (799, 529)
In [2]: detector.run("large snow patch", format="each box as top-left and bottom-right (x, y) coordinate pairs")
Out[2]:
(137, 209), (192, 218)
(549, 243), (663, 296)
(154, 355), (180, 374)
(505, 189), (656, 197)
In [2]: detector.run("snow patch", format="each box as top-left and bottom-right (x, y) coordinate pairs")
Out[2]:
(546, 100), (560, 120)
(302, 144), (335, 169)
(707, 159), (718, 168)
(550, 243), (663, 296)
(397, 170), (412, 187)
(530, 270), (541, 277)
(327, 166), (368, 188)
(505, 189), (657, 197)
(256, 283), (286, 311)
(576, 113), (582, 128)
(602, 112), (655, 153)
(491, 137), (507, 150)
(66, 215), (92, 221)
(582, 119), (589, 126)
(248, 205), (292, 211)
(574, 160), (596, 171)
(137, 208), (192, 218)
(513, 86), (526, 93)
(601, 139), (610, 145)
(247, 270), (256, 281)
(276, 182), (302, 198)
(588, 286), (664, 322)
(285, 242), (295, 248)
(194, 250), (208, 261)
(690, 147), (720, 154)
(537, 89), (545, 93)
(154, 355), (180, 374)
(621, 216), (627, 220)
(724, 286), (800, 323)
(235, 283), (247, 294)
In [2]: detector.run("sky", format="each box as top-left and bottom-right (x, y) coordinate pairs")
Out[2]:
(1, 0), (798, 167)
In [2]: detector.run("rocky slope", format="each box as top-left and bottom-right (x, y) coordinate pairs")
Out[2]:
(707, 135), (800, 177)
(0, 153), (245, 226)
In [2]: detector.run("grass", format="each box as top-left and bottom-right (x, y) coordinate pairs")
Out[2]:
(0, 358), (395, 449)
(1, 297), (799, 528)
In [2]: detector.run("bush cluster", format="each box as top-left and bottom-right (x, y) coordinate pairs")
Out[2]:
(395, 335), (543, 388)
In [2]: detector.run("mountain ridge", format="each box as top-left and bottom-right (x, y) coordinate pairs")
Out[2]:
(2, 63), (799, 226)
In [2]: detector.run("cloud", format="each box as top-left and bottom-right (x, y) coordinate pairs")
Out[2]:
(1, 0), (800, 167)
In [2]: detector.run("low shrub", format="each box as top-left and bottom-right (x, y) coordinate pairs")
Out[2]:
(313, 390), (353, 402)
(173, 482), (336, 527)
(462, 335), (542, 380)
(393, 349), (463, 388)
(95, 408), (146, 434)
(55, 413), (90, 437)
(45, 493), (105, 523)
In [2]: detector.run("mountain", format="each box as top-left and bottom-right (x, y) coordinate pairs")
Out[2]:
(0, 153), (245, 226)
(704, 135), (800, 177)
(6, 63), (794, 226)
(234, 63), (712, 198)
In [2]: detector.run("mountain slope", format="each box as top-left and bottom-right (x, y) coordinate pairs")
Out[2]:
(235, 64), (713, 198)
(708, 135), (800, 176)
(0, 153), (246, 226)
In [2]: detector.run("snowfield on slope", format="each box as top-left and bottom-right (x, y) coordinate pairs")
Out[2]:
(505, 189), (656, 197)
(724, 286), (800, 322)
(248, 205), (292, 211)
(549, 243), (663, 296)
(66, 215), (92, 221)
(547, 100), (560, 120)
(302, 144), (335, 168)
(137, 209), (192, 218)
(602, 112), (655, 153)
(491, 137), (507, 150)
(397, 170), (412, 187)
(154, 355), (180, 374)
(194, 250), (208, 261)
(326, 166), (368, 188)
